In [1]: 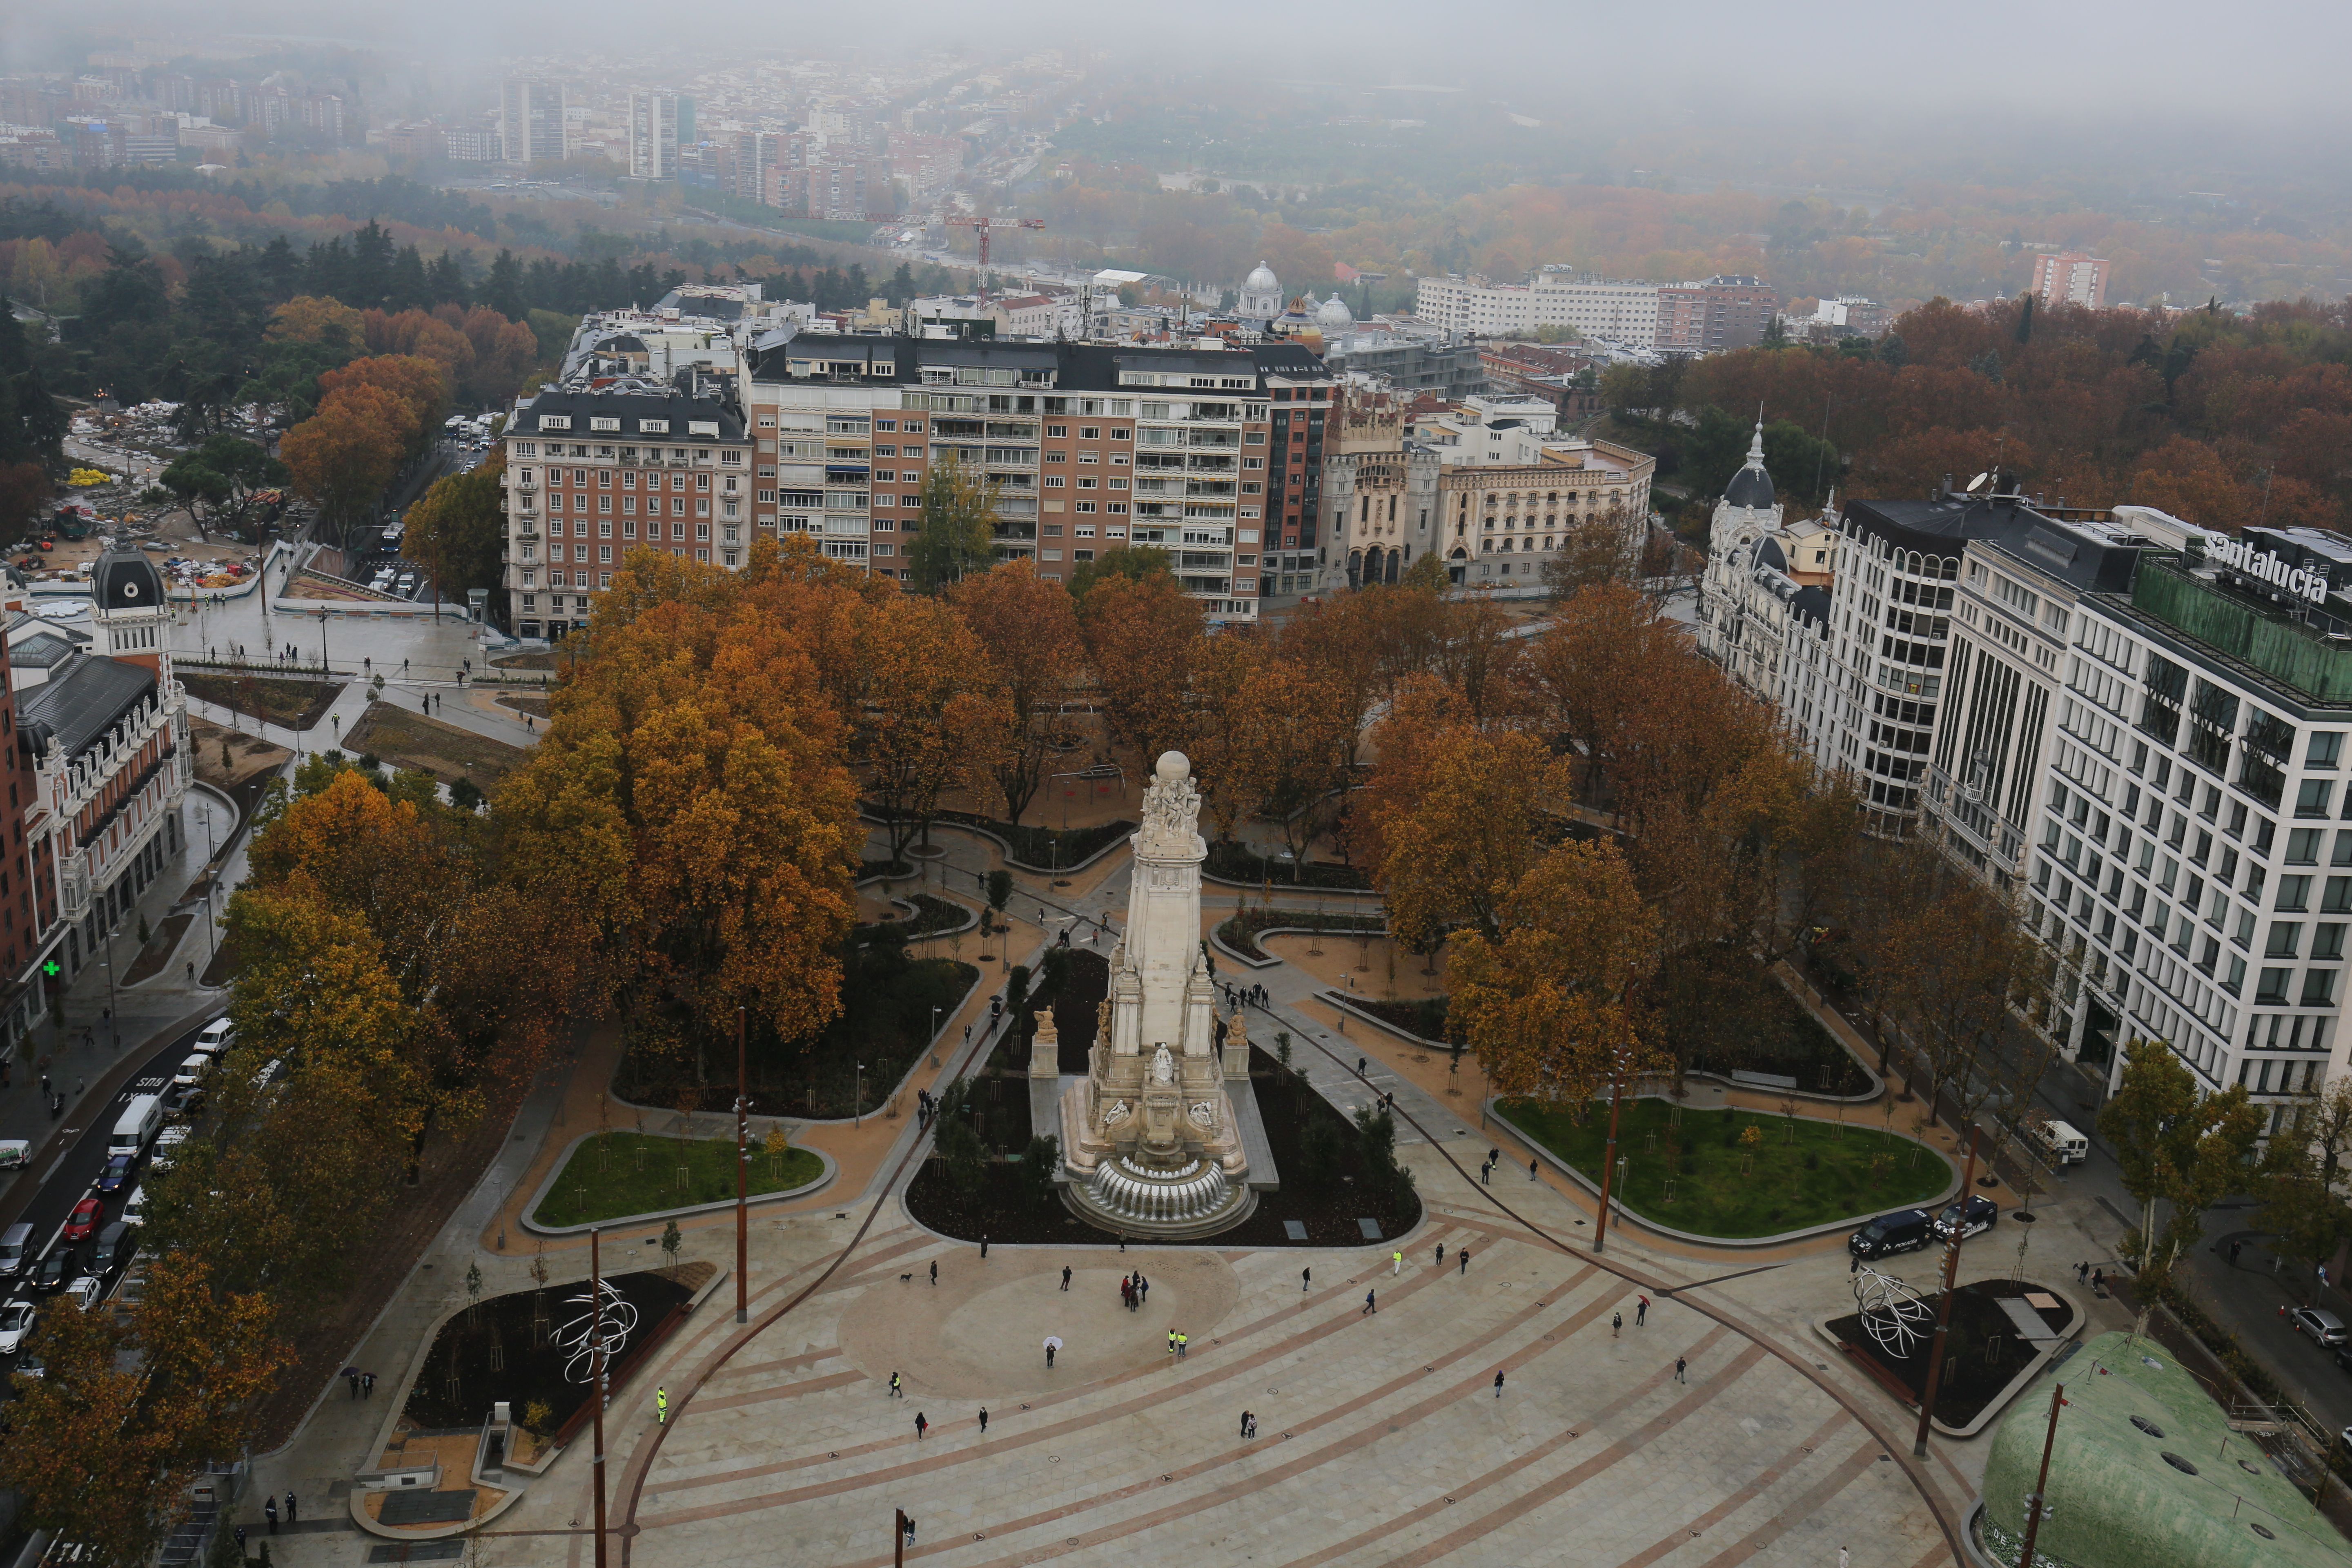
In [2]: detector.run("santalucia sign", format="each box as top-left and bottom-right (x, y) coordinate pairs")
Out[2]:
(2210, 534), (2330, 604)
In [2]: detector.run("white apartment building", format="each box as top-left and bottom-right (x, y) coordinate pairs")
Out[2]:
(1703, 468), (2352, 1124)
(1413, 275), (1535, 337)
(499, 78), (569, 166)
(628, 89), (682, 179)
(1694, 428), (1842, 760)
(1531, 271), (1663, 351)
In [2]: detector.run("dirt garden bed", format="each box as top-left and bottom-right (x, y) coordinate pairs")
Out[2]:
(344, 702), (530, 794)
(182, 672), (345, 731)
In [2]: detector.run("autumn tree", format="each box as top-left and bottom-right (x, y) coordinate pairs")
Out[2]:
(1875, 876), (2053, 1137)
(0, 1253), (283, 1568)
(403, 447), (507, 600)
(1374, 722), (1561, 949)
(266, 294), (365, 350)
(1065, 541), (1173, 599)
(496, 537), (864, 1087)
(1541, 507), (1644, 599)
(277, 383), (408, 536)
(160, 434), (281, 540)
(2254, 1078), (2352, 1279)
(907, 453), (1000, 590)
(1450, 839), (1667, 1111)
(949, 561), (1084, 824)
(2101, 1037), (2265, 1273)
(849, 592), (1015, 859)
(1081, 570), (1205, 765)
(1223, 653), (1355, 871)
(316, 353), (449, 456)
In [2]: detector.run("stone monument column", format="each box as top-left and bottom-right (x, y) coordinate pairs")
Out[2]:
(1124, 751), (1206, 1051)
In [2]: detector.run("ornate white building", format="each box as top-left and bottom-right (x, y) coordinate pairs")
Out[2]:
(1237, 260), (1283, 323)
(1695, 423), (1841, 756)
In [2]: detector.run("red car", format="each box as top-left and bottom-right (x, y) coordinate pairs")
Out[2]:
(62, 1198), (102, 1242)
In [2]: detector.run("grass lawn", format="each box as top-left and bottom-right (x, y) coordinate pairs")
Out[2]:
(532, 1131), (825, 1227)
(182, 672), (345, 730)
(1497, 1097), (1953, 1238)
(344, 701), (530, 793)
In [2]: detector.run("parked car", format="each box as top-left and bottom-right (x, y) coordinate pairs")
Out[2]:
(94, 1154), (135, 1195)
(1848, 1209), (1934, 1260)
(1931, 1194), (2001, 1241)
(0, 1300), (32, 1355)
(62, 1198), (102, 1242)
(0, 1223), (31, 1277)
(64, 1277), (100, 1312)
(2291, 1307), (2348, 1348)
(122, 1185), (147, 1228)
(161, 1082), (205, 1122)
(149, 1125), (189, 1172)
(171, 1054), (212, 1089)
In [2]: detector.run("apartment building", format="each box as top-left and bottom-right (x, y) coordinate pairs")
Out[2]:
(628, 89), (683, 179)
(1408, 397), (1655, 590)
(1530, 271), (1662, 350)
(1412, 275), (1535, 337)
(1655, 276), (1778, 354)
(1694, 429), (1844, 759)
(1321, 386), (1440, 591)
(499, 383), (752, 638)
(745, 334), (1332, 617)
(2029, 252), (2110, 311)
(500, 78), (569, 166)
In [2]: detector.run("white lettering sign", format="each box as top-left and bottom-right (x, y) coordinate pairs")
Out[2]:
(2211, 535), (2328, 604)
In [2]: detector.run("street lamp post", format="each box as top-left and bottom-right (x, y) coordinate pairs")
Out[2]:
(1913, 1128), (1982, 1456)
(590, 1226), (608, 1568)
(2017, 1380), (2067, 1568)
(854, 1061), (865, 1127)
(1591, 1047), (1634, 1254)
(929, 1006), (942, 1069)
(314, 607), (329, 674)
(735, 1006), (749, 1325)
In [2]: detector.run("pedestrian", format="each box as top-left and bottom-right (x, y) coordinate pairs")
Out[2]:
(348, 1369), (361, 1400)
(1494, 1371), (1505, 1399)
(1481, 1160), (1492, 1186)
(2229, 1240), (2243, 1266)
(2091, 1267), (2105, 1294)
(1459, 1248), (1469, 1276)
(1529, 1156), (1539, 1182)
(264, 1496), (278, 1535)
(1636, 1295), (1648, 1328)
(964, 1023), (973, 1049)
(655, 1385), (668, 1424)
(930, 1259), (938, 1287)
(1046, 1341), (1057, 1368)
(889, 1371), (902, 1399)
(1168, 1328), (1178, 1357)
(1302, 1266), (1312, 1293)
(981, 1235), (989, 1259)
(1356, 1056), (1368, 1076)
(1245, 1412), (1258, 1438)
(1363, 1289), (1376, 1315)
(285, 1492), (297, 1525)
(2075, 1260), (2089, 1283)
(978, 1406), (989, 1434)
(234, 1527), (246, 1558)
(1177, 1332), (1188, 1359)
(187, 962), (195, 983)
(1435, 1241), (1445, 1267)
(1392, 1249), (1403, 1276)
(1241, 1410), (1253, 1439)
(904, 1515), (918, 1546)
(1839, 1549), (1849, 1568)
(1675, 1355), (1688, 1384)
(1612, 1312), (1622, 1338)
(1061, 1265), (1073, 1291)
(363, 1372), (376, 1399)
(915, 1411), (928, 1440)
(1138, 1273), (1149, 1304)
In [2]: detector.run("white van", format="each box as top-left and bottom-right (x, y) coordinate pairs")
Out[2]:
(172, 1055), (212, 1089)
(110, 1095), (163, 1158)
(2030, 1118), (2090, 1165)
(123, 1185), (147, 1227)
(193, 1019), (236, 1060)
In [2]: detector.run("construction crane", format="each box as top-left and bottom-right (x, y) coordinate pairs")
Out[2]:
(946, 216), (1047, 304)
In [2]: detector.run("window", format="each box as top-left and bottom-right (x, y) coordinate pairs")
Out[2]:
(2139, 654), (2187, 744)
(2327, 876), (2352, 913)
(2290, 828), (2325, 864)
(2258, 967), (2294, 1004)
(2242, 709), (2295, 807)
(2317, 925), (2348, 961)
(2279, 875), (2313, 911)
(2303, 969), (2338, 1007)
(2187, 679), (2238, 773)
(2268, 922), (2304, 958)
(2300, 779), (2337, 818)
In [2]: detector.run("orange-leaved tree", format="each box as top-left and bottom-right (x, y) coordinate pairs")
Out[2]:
(1080, 570), (1204, 767)
(277, 382), (407, 533)
(849, 591), (1016, 861)
(1373, 719), (1564, 951)
(316, 353), (449, 456)
(949, 560), (1084, 824)
(1449, 837), (1666, 1113)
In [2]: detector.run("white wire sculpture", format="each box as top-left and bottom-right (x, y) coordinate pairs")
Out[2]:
(1851, 1264), (1933, 1358)
(557, 1279), (640, 1386)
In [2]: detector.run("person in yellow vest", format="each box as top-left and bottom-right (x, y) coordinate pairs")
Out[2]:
(655, 1386), (668, 1425)
(1176, 1332), (1188, 1360)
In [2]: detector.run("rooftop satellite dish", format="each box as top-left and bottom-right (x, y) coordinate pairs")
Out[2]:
(1966, 472), (1991, 493)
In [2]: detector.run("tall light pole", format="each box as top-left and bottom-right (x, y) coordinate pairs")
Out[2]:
(854, 1061), (865, 1127)
(735, 1006), (748, 1325)
(1591, 1044), (1635, 1254)
(2017, 1380), (2067, 1568)
(590, 1226), (608, 1568)
(1913, 1128), (1981, 1456)
(314, 606), (329, 674)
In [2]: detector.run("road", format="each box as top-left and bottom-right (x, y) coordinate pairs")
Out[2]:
(0, 1016), (219, 1381)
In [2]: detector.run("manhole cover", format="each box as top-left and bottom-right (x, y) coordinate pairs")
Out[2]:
(2161, 1452), (2199, 1476)
(2132, 1417), (2165, 1438)
(2251, 1523), (2276, 1540)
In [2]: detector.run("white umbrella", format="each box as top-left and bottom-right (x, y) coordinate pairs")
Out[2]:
(1043, 1336), (1063, 1352)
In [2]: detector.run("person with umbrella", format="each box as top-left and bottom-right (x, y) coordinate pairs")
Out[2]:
(345, 1365), (361, 1400)
(1044, 1335), (1062, 1368)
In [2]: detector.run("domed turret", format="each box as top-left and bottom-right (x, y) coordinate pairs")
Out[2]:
(91, 546), (169, 671)
(1245, 261), (1279, 293)
(1316, 293), (1354, 328)
(1237, 260), (1283, 321)
(1723, 418), (1776, 510)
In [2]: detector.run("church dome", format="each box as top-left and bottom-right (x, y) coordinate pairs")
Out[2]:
(1725, 463), (1775, 510)
(1244, 260), (1279, 292)
(91, 548), (165, 613)
(1316, 293), (1354, 327)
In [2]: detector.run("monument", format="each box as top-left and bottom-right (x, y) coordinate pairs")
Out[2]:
(1052, 751), (1259, 1236)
